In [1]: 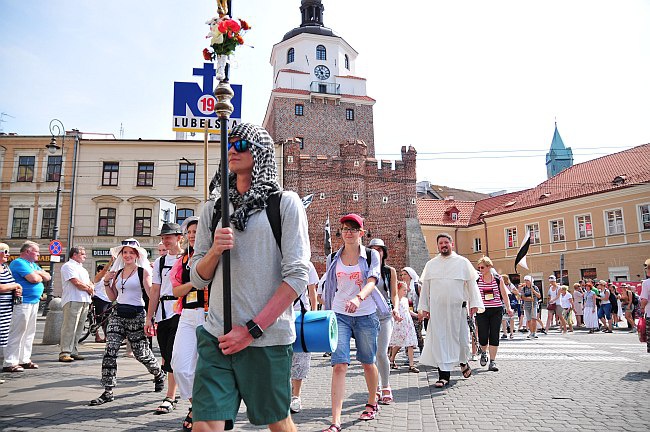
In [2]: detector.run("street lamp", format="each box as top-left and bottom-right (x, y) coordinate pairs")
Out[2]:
(43, 119), (65, 315)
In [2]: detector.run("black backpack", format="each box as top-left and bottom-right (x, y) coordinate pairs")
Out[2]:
(630, 290), (639, 306)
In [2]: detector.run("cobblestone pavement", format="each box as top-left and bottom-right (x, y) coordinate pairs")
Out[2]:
(1, 318), (648, 431)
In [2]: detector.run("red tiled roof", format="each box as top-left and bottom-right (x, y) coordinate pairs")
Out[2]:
(417, 199), (476, 227)
(468, 191), (526, 225)
(278, 69), (310, 75)
(486, 143), (650, 217)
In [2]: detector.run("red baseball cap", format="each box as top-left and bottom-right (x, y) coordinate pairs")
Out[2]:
(340, 213), (364, 228)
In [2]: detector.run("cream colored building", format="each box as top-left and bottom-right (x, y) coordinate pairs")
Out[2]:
(418, 143), (650, 294)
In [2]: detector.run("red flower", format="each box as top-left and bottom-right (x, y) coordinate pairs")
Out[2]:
(202, 48), (212, 60)
(225, 19), (241, 33)
(239, 19), (250, 30)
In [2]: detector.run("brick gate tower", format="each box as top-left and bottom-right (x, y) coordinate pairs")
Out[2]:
(263, 0), (429, 274)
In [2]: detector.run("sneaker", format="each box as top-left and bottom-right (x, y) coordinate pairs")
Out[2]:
(501, 334), (508, 340)
(488, 360), (499, 372)
(629, 328), (637, 333)
(532, 333), (539, 339)
(290, 396), (302, 414)
(539, 328), (547, 335)
(480, 352), (488, 367)
(59, 355), (75, 363)
(520, 328), (529, 333)
(526, 334), (532, 339)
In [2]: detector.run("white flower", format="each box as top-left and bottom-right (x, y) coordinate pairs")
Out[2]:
(211, 33), (224, 45)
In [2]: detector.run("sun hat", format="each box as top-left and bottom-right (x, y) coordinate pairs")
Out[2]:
(548, 275), (556, 281)
(368, 238), (388, 259)
(524, 275), (533, 282)
(180, 216), (200, 234)
(109, 239), (150, 271)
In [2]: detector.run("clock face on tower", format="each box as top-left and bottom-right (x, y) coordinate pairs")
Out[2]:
(314, 65), (330, 80)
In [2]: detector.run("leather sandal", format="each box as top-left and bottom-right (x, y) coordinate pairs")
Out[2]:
(461, 363), (472, 378)
(379, 387), (393, 405)
(322, 425), (341, 432)
(182, 407), (193, 432)
(2, 365), (24, 373)
(89, 390), (114, 406)
(359, 403), (378, 421)
(434, 379), (449, 388)
(154, 396), (177, 414)
(19, 362), (39, 369)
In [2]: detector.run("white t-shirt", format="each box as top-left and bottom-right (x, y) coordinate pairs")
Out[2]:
(293, 262), (319, 311)
(641, 278), (650, 317)
(332, 261), (376, 316)
(548, 285), (559, 304)
(559, 292), (573, 309)
(115, 267), (147, 307)
(93, 277), (111, 302)
(60, 259), (92, 306)
(152, 254), (180, 322)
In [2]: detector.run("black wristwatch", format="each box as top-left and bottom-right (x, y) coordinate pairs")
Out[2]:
(246, 320), (263, 339)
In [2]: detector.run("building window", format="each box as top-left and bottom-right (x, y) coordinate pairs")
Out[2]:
(134, 208), (152, 236)
(553, 270), (569, 285)
(11, 208), (30, 238)
(41, 208), (56, 239)
(295, 137), (304, 149)
(581, 268), (597, 281)
(382, 196), (389, 204)
(295, 104), (304, 116)
(177, 208), (194, 225)
(550, 219), (565, 242)
(576, 215), (593, 239)
(346, 109), (355, 121)
(640, 204), (650, 231)
(451, 212), (458, 221)
(98, 208), (116, 236)
(352, 193), (359, 201)
(473, 238), (482, 252)
(102, 162), (119, 186)
(344, 54), (349, 69)
(179, 163), (195, 187)
(316, 44), (326, 60)
(137, 162), (154, 187)
(320, 192), (326, 199)
(287, 47), (294, 64)
(506, 227), (518, 248)
(17, 156), (35, 182)
(605, 209), (624, 235)
(46, 155), (62, 182)
(525, 223), (540, 245)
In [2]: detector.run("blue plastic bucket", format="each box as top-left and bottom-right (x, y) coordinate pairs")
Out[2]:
(293, 310), (338, 353)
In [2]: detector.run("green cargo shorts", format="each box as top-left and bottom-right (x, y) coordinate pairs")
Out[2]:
(192, 326), (292, 428)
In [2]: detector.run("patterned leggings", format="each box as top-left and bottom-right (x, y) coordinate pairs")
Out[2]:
(100, 311), (163, 389)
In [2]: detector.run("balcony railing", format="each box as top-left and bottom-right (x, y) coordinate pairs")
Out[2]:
(310, 81), (340, 95)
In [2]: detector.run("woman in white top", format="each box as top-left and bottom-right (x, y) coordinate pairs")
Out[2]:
(89, 240), (165, 406)
(558, 285), (574, 333)
(545, 276), (561, 331)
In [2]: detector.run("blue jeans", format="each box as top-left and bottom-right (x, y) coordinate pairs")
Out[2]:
(331, 312), (379, 365)
(598, 303), (612, 320)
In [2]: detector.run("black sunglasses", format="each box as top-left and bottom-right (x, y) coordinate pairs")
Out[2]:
(121, 240), (139, 246)
(228, 139), (261, 153)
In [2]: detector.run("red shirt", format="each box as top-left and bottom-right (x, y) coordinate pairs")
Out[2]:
(477, 274), (503, 307)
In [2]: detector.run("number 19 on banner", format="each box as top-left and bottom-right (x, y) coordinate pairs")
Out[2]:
(197, 94), (217, 115)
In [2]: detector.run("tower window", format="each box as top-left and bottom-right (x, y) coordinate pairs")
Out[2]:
(295, 137), (304, 149)
(295, 104), (304, 116)
(287, 48), (295, 64)
(345, 54), (349, 70)
(346, 109), (355, 121)
(316, 45), (326, 60)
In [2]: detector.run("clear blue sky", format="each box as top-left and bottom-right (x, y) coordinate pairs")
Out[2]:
(1, 0), (649, 193)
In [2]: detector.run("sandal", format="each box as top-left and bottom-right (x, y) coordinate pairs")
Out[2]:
(2, 365), (24, 373)
(154, 396), (177, 414)
(434, 379), (449, 388)
(409, 366), (420, 373)
(390, 361), (397, 369)
(379, 387), (393, 405)
(322, 425), (341, 432)
(19, 362), (39, 369)
(359, 403), (378, 421)
(461, 363), (472, 378)
(183, 407), (193, 431)
(89, 390), (114, 406)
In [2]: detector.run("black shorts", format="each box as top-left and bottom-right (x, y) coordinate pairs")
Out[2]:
(156, 314), (180, 373)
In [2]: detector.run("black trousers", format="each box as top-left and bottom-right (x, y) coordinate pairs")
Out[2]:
(475, 306), (503, 347)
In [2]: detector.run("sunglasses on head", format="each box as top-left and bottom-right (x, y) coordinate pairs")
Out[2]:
(121, 240), (139, 246)
(227, 139), (262, 153)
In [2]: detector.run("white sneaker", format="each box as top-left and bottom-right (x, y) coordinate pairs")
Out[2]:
(290, 396), (302, 414)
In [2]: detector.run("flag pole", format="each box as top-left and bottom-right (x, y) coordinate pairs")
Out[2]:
(215, 0), (235, 334)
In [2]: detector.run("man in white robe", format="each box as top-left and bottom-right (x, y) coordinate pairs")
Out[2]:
(418, 233), (484, 387)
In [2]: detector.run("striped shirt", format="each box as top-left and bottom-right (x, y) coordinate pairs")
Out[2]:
(0, 265), (16, 347)
(477, 274), (503, 308)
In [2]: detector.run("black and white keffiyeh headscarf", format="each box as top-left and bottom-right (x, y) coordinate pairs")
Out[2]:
(209, 123), (282, 232)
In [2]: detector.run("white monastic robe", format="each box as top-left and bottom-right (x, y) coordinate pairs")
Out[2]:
(418, 252), (484, 371)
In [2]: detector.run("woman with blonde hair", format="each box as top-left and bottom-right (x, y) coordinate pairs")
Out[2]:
(475, 257), (512, 371)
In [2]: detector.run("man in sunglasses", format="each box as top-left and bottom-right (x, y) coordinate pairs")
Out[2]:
(190, 123), (310, 432)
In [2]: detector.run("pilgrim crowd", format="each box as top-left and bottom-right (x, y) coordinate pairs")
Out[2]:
(1, 124), (649, 432)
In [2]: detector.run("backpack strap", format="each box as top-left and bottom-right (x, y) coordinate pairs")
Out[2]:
(137, 266), (144, 291)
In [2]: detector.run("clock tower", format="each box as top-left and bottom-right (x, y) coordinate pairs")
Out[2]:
(263, 1), (429, 275)
(263, 0), (376, 157)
